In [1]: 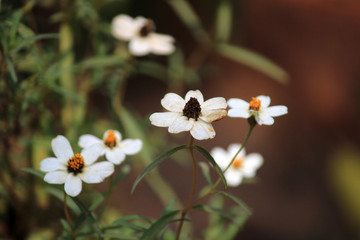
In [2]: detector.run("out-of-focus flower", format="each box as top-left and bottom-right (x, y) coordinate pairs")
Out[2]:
(211, 144), (263, 187)
(40, 136), (114, 197)
(79, 130), (142, 165)
(111, 14), (175, 56)
(149, 90), (227, 140)
(227, 95), (288, 125)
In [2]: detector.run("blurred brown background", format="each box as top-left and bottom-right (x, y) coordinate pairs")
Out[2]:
(121, 0), (360, 239)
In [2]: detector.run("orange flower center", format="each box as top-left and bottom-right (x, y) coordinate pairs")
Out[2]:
(249, 97), (261, 111)
(67, 153), (85, 175)
(104, 131), (117, 148)
(232, 158), (243, 169)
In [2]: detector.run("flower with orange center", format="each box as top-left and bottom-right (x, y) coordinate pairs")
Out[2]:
(79, 130), (142, 165)
(227, 95), (288, 125)
(211, 144), (263, 187)
(40, 136), (114, 197)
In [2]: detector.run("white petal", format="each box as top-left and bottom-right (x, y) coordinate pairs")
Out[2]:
(81, 143), (103, 165)
(133, 16), (148, 30)
(129, 38), (151, 56)
(265, 106), (288, 117)
(242, 153), (263, 178)
(185, 90), (204, 104)
(169, 116), (194, 133)
(119, 139), (142, 155)
(105, 148), (126, 165)
(190, 120), (215, 140)
(161, 93), (185, 112)
(78, 134), (102, 148)
(148, 33), (175, 55)
(200, 109), (227, 123)
(227, 98), (250, 118)
(257, 95), (271, 108)
(44, 171), (68, 184)
(103, 130), (122, 141)
(256, 113), (274, 125)
(111, 14), (137, 40)
(80, 162), (114, 183)
(210, 147), (230, 169)
(225, 170), (243, 187)
(52, 136), (74, 162)
(227, 144), (245, 158)
(64, 174), (82, 197)
(40, 157), (66, 172)
(150, 112), (182, 127)
(202, 97), (227, 110)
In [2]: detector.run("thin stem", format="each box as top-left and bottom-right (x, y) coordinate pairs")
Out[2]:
(192, 124), (255, 207)
(175, 136), (197, 240)
(64, 192), (75, 240)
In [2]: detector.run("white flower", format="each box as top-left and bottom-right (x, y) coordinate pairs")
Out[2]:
(111, 14), (175, 56)
(227, 95), (288, 125)
(79, 130), (142, 165)
(211, 144), (263, 187)
(40, 136), (114, 197)
(149, 90), (227, 140)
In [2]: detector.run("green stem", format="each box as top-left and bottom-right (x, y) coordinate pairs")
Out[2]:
(64, 192), (75, 240)
(191, 124), (255, 207)
(175, 136), (197, 240)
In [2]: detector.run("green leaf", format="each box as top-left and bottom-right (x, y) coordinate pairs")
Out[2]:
(194, 145), (227, 188)
(72, 197), (102, 237)
(216, 43), (289, 84)
(192, 204), (233, 221)
(10, 33), (59, 54)
(215, 0), (232, 42)
(60, 218), (72, 234)
(140, 210), (180, 240)
(79, 55), (125, 69)
(44, 187), (81, 215)
(136, 60), (168, 82)
(131, 145), (187, 194)
(21, 168), (45, 179)
(166, 0), (211, 46)
(113, 215), (152, 225)
(198, 162), (213, 185)
(215, 191), (251, 216)
(6, 57), (18, 83)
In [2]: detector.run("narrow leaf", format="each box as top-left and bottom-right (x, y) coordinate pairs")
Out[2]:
(21, 168), (45, 179)
(216, 43), (289, 84)
(198, 162), (213, 185)
(131, 145), (187, 194)
(10, 33), (59, 54)
(215, 191), (251, 215)
(44, 187), (80, 215)
(192, 204), (233, 221)
(140, 210), (180, 240)
(194, 145), (227, 188)
(6, 57), (18, 83)
(215, 0), (232, 42)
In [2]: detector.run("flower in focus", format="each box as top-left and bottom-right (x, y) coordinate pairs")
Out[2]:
(227, 95), (288, 125)
(111, 14), (175, 56)
(149, 90), (227, 140)
(40, 136), (114, 197)
(211, 144), (263, 187)
(79, 130), (142, 165)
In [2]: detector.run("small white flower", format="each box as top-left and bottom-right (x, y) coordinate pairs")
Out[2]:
(211, 144), (263, 187)
(227, 95), (288, 125)
(149, 90), (227, 140)
(79, 130), (142, 165)
(111, 14), (175, 56)
(40, 136), (114, 197)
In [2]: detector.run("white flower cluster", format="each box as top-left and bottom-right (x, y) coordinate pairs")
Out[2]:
(40, 130), (142, 197)
(149, 89), (288, 186)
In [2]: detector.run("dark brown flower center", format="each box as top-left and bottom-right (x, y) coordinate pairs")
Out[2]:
(104, 131), (117, 149)
(139, 20), (155, 37)
(183, 97), (201, 120)
(67, 153), (85, 175)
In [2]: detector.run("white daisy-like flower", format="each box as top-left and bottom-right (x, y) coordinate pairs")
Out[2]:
(78, 130), (142, 165)
(211, 144), (263, 187)
(40, 136), (114, 197)
(111, 14), (175, 56)
(149, 90), (227, 140)
(227, 95), (288, 125)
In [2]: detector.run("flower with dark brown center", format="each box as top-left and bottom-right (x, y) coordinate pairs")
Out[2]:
(104, 131), (117, 149)
(182, 97), (201, 120)
(139, 20), (155, 37)
(67, 153), (85, 175)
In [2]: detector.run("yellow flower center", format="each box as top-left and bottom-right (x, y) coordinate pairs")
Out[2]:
(104, 131), (117, 148)
(249, 97), (261, 111)
(232, 157), (243, 169)
(67, 153), (85, 175)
